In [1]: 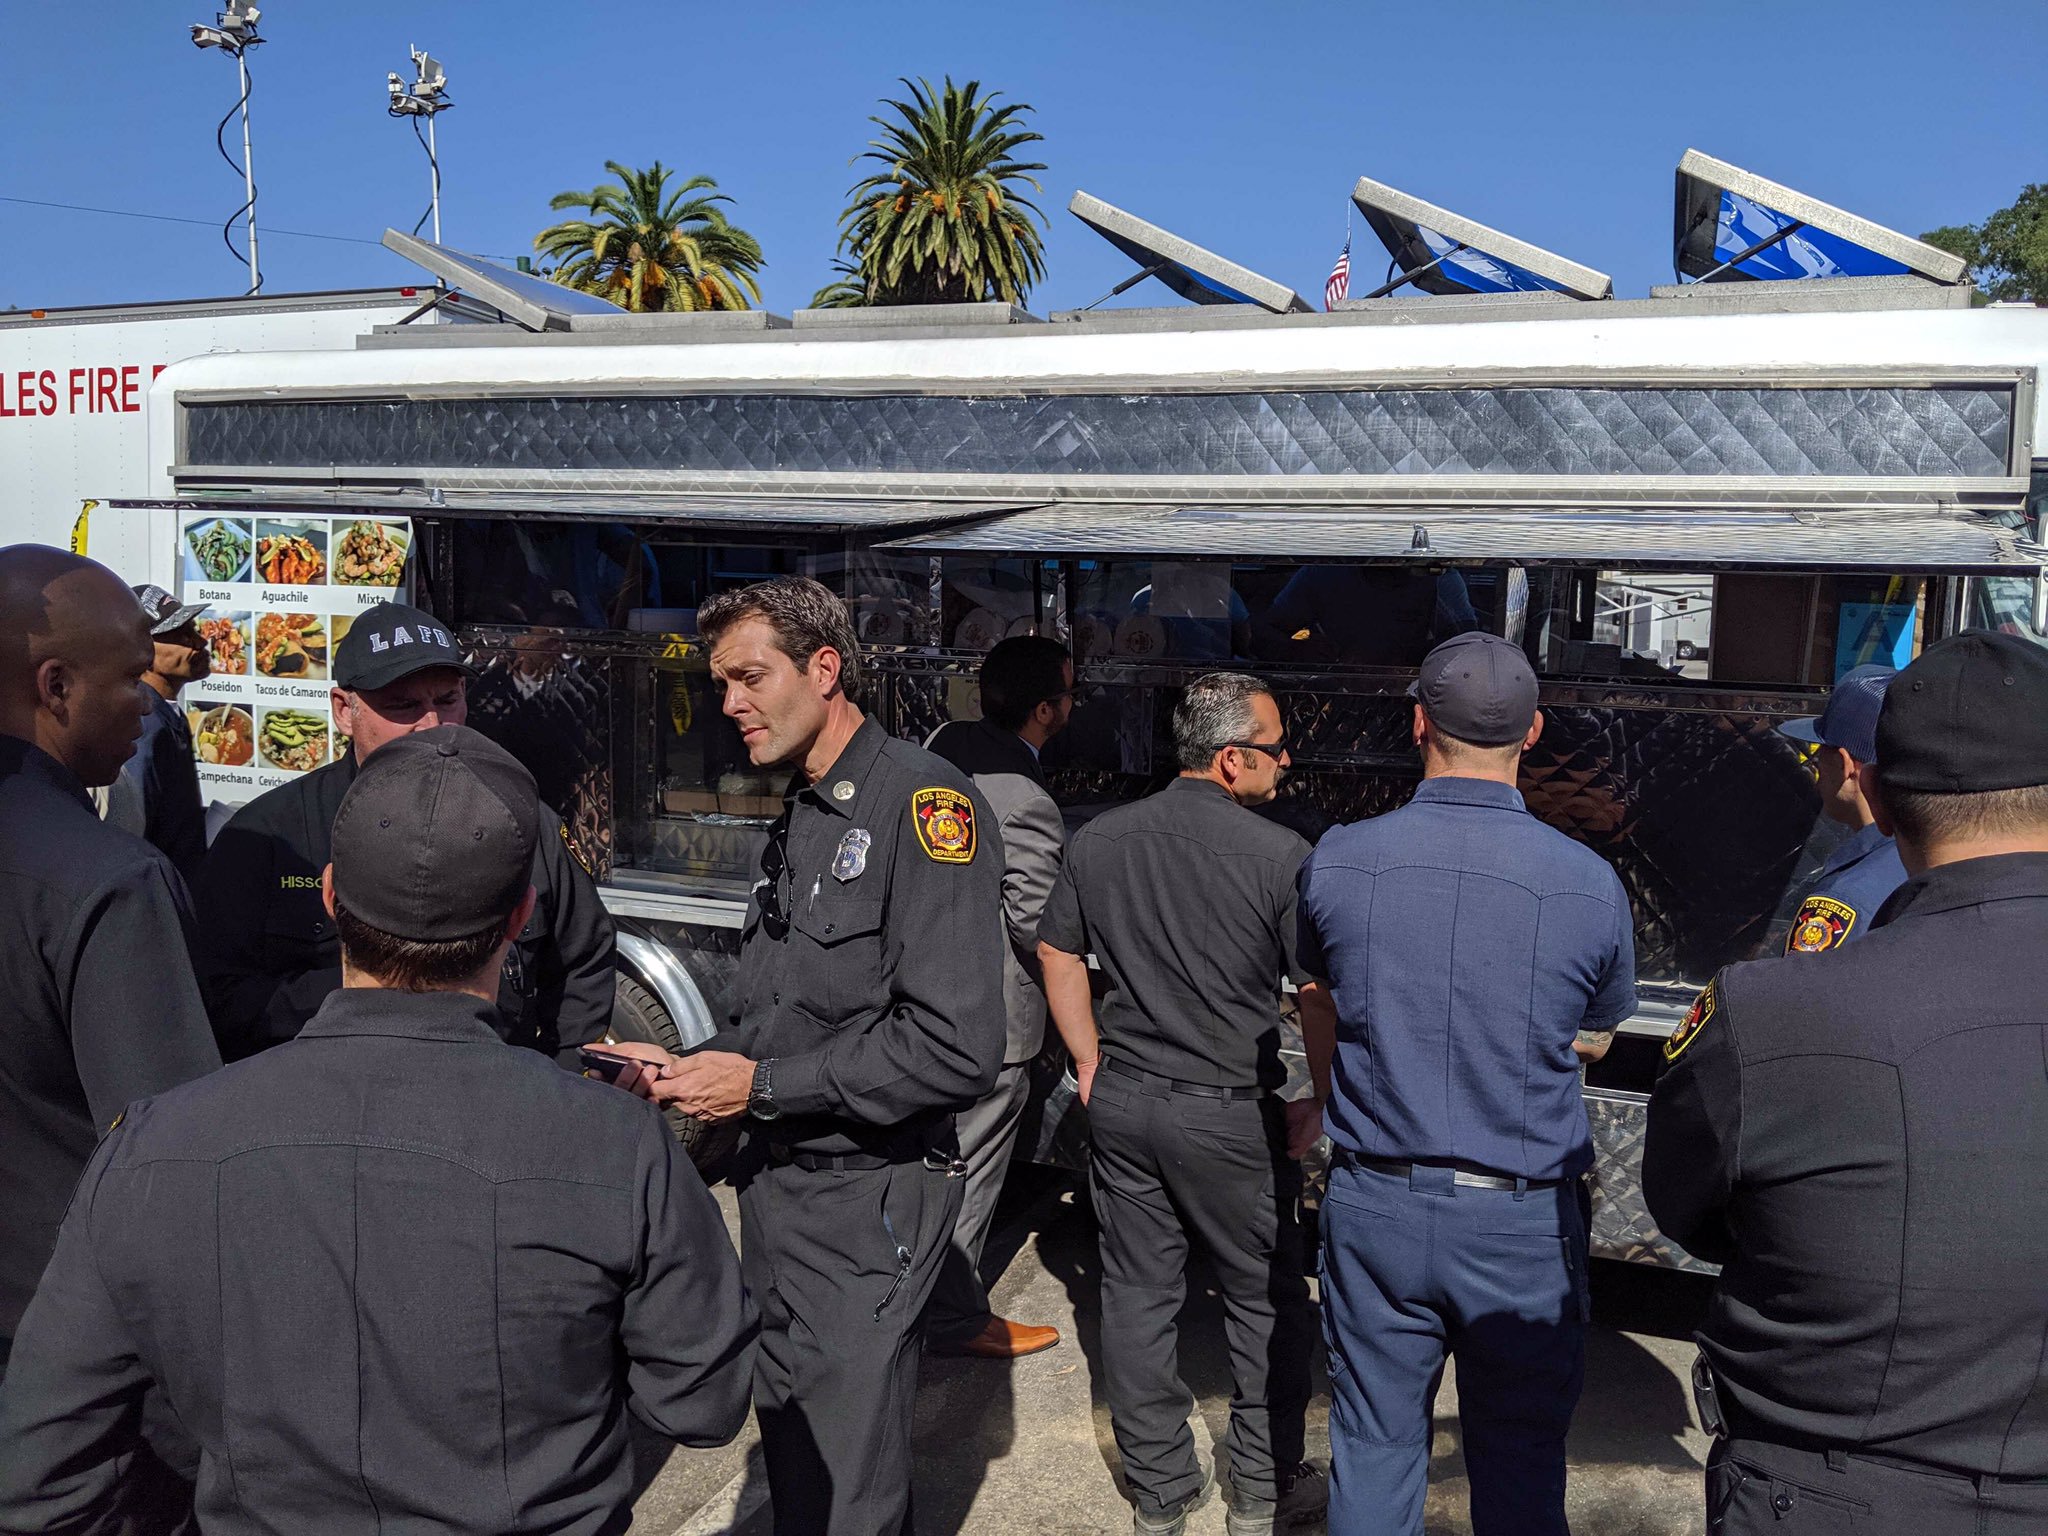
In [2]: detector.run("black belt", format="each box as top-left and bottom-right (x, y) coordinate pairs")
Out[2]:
(1332, 1146), (1563, 1191)
(764, 1141), (960, 1175)
(1099, 1056), (1264, 1102)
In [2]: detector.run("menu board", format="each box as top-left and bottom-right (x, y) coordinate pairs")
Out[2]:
(175, 512), (414, 799)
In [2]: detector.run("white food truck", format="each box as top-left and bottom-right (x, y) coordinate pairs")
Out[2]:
(115, 159), (2048, 1267)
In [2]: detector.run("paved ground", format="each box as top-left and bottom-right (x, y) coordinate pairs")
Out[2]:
(629, 1172), (1715, 1535)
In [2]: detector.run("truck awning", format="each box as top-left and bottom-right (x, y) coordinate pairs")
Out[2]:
(879, 502), (2044, 573)
(114, 491), (1024, 534)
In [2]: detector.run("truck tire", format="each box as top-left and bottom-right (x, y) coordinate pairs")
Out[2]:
(609, 974), (740, 1183)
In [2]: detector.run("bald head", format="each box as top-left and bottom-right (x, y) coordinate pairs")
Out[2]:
(0, 544), (155, 786)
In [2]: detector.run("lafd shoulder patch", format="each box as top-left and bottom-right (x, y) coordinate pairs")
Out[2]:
(911, 786), (977, 864)
(1786, 895), (1856, 954)
(560, 822), (593, 876)
(1664, 980), (1717, 1064)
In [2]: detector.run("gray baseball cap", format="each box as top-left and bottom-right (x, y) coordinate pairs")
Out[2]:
(331, 725), (537, 941)
(1408, 632), (1539, 746)
(1778, 664), (1895, 765)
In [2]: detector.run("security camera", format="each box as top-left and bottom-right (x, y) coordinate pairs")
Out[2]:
(191, 23), (227, 47)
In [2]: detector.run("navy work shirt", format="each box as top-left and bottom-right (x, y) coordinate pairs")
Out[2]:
(1297, 776), (1637, 1181)
(1783, 820), (1908, 955)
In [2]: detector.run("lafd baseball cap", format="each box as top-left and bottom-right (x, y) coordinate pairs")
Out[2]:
(330, 725), (537, 941)
(1777, 664), (1895, 765)
(333, 601), (477, 692)
(1408, 632), (1539, 746)
(1875, 631), (2048, 794)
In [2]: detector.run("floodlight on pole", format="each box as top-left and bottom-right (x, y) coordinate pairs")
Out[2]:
(387, 46), (453, 243)
(191, 0), (264, 294)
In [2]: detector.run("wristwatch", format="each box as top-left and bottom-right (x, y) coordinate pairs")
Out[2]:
(748, 1058), (782, 1121)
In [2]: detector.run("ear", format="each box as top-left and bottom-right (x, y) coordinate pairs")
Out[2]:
(321, 864), (337, 919)
(35, 657), (69, 716)
(330, 688), (353, 734)
(1411, 702), (1428, 748)
(1523, 709), (1545, 751)
(1858, 762), (1895, 837)
(809, 644), (844, 699)
(504, 884), (539, 943)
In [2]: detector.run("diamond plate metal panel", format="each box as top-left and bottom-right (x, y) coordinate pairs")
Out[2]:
(653, 922), (746, 1030)
(1587, 1094), (1717, 1272)
(187, 384), (2014, 481)
(462, 640), (613, 878)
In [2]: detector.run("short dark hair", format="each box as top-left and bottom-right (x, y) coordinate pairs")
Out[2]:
(1172, 672), (1271, 772)
(698, 576), (862, 703)
(980, 636), (1071, 731)
(1879, 782), (2048, 845)
(334, 898), (508, 991)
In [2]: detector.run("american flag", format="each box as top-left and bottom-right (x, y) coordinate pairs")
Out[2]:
(1324, 238), (1351, 309)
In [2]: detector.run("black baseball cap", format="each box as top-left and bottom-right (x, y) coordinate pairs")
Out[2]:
(334, 601), (477, 693)
(1876, 630), (2048, 794)
(1778, 663), (1895, 765)
(331, 725), (537, 942)
(1408, 632), (1539, 746)
(131, 583), (207, 636)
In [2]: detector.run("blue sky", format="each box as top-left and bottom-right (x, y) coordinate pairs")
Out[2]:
(7, 1), (2043, 313)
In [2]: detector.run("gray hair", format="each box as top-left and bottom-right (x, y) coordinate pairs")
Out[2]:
(698, 576), (863, 703)
(1172, 671), (1271, 771)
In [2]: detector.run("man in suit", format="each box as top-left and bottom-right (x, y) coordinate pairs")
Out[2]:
(925, 635), (1076, 1359)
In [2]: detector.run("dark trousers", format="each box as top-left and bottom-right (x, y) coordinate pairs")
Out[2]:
(1085, 1072), (1314, 1517)
(1709, 1438), (2048, 1534)
(1320, 1160), (1589, 1536)
(929, 1060), (1032, 1342)
(735, 1141), (964, 1536)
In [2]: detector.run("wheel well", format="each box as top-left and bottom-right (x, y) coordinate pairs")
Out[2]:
(613, 928), (718, 1050)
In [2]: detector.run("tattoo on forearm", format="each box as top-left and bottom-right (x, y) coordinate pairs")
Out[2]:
(1576, 1029), (1615, 1051)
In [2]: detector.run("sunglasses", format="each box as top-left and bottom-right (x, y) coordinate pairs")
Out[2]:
(1226, 738), (1289, 760)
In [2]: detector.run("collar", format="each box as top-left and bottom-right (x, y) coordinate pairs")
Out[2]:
(1821, 820), (1893, 875)
(295, 987), (506, 1046)
(1873, 851), (2048, 929)
(1409, 775), (1530, 814)
(1165, 774), (1236, 804)
(785, 714), (888, 820)
(0, 732), (93, 813)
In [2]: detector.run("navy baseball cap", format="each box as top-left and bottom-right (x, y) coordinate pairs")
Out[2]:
(1778, 664), (1895, 765)
(1408, 632), (1539, 746)
(1876, 631), (2048, 794)
(331, 725), (537, 941)
(131, 583), (207, 636)
(333, 601), (477, 692)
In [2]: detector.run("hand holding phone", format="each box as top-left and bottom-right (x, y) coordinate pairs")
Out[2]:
(579, 1045), (660, 1097)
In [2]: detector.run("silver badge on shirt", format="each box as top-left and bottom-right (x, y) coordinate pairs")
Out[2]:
(832, 827), (871, 882)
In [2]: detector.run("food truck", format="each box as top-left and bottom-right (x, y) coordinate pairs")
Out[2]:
(117, 156), (2048, 1268)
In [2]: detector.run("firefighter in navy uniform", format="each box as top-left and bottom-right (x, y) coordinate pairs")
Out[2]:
(1646, 630), (2048, 1534)
(616, 578), (1005, 1536)
(192, 601), (615, 1066)
(1776, 663), (1906, 954)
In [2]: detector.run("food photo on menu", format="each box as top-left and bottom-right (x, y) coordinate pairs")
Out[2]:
(188, 702), (256, 769)
(333, 519), (410, 587)
(200, 613), (251, 676)
(255, 518), (328, 586)
(183, 518), (253, 586)
(255, 612), (329, 680)
(257, 707), (330, 773)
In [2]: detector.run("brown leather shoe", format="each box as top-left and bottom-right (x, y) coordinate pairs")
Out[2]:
(929, 1316), (1062, 1359)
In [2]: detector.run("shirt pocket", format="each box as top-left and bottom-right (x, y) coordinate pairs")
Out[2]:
(261, 885), (331, 968)
(787, 894), (886, 1027)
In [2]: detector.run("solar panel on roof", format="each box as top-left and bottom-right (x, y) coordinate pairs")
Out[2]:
(1068, 192), (1313, 314)
(382, 229), (624, 329)
(1672, 150), (1968, 285)
(1347, 175), (1612, 301)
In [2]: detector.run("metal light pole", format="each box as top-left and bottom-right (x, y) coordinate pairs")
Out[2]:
(387, 48), (453, 243)
(191, 1), (265, 294)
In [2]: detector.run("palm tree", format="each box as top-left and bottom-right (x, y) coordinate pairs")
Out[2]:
(536, 161), (764, 312)
(817, 78), (1047, 308)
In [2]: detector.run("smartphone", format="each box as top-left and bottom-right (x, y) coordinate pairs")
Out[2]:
(578, 1045), (650, 1087)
